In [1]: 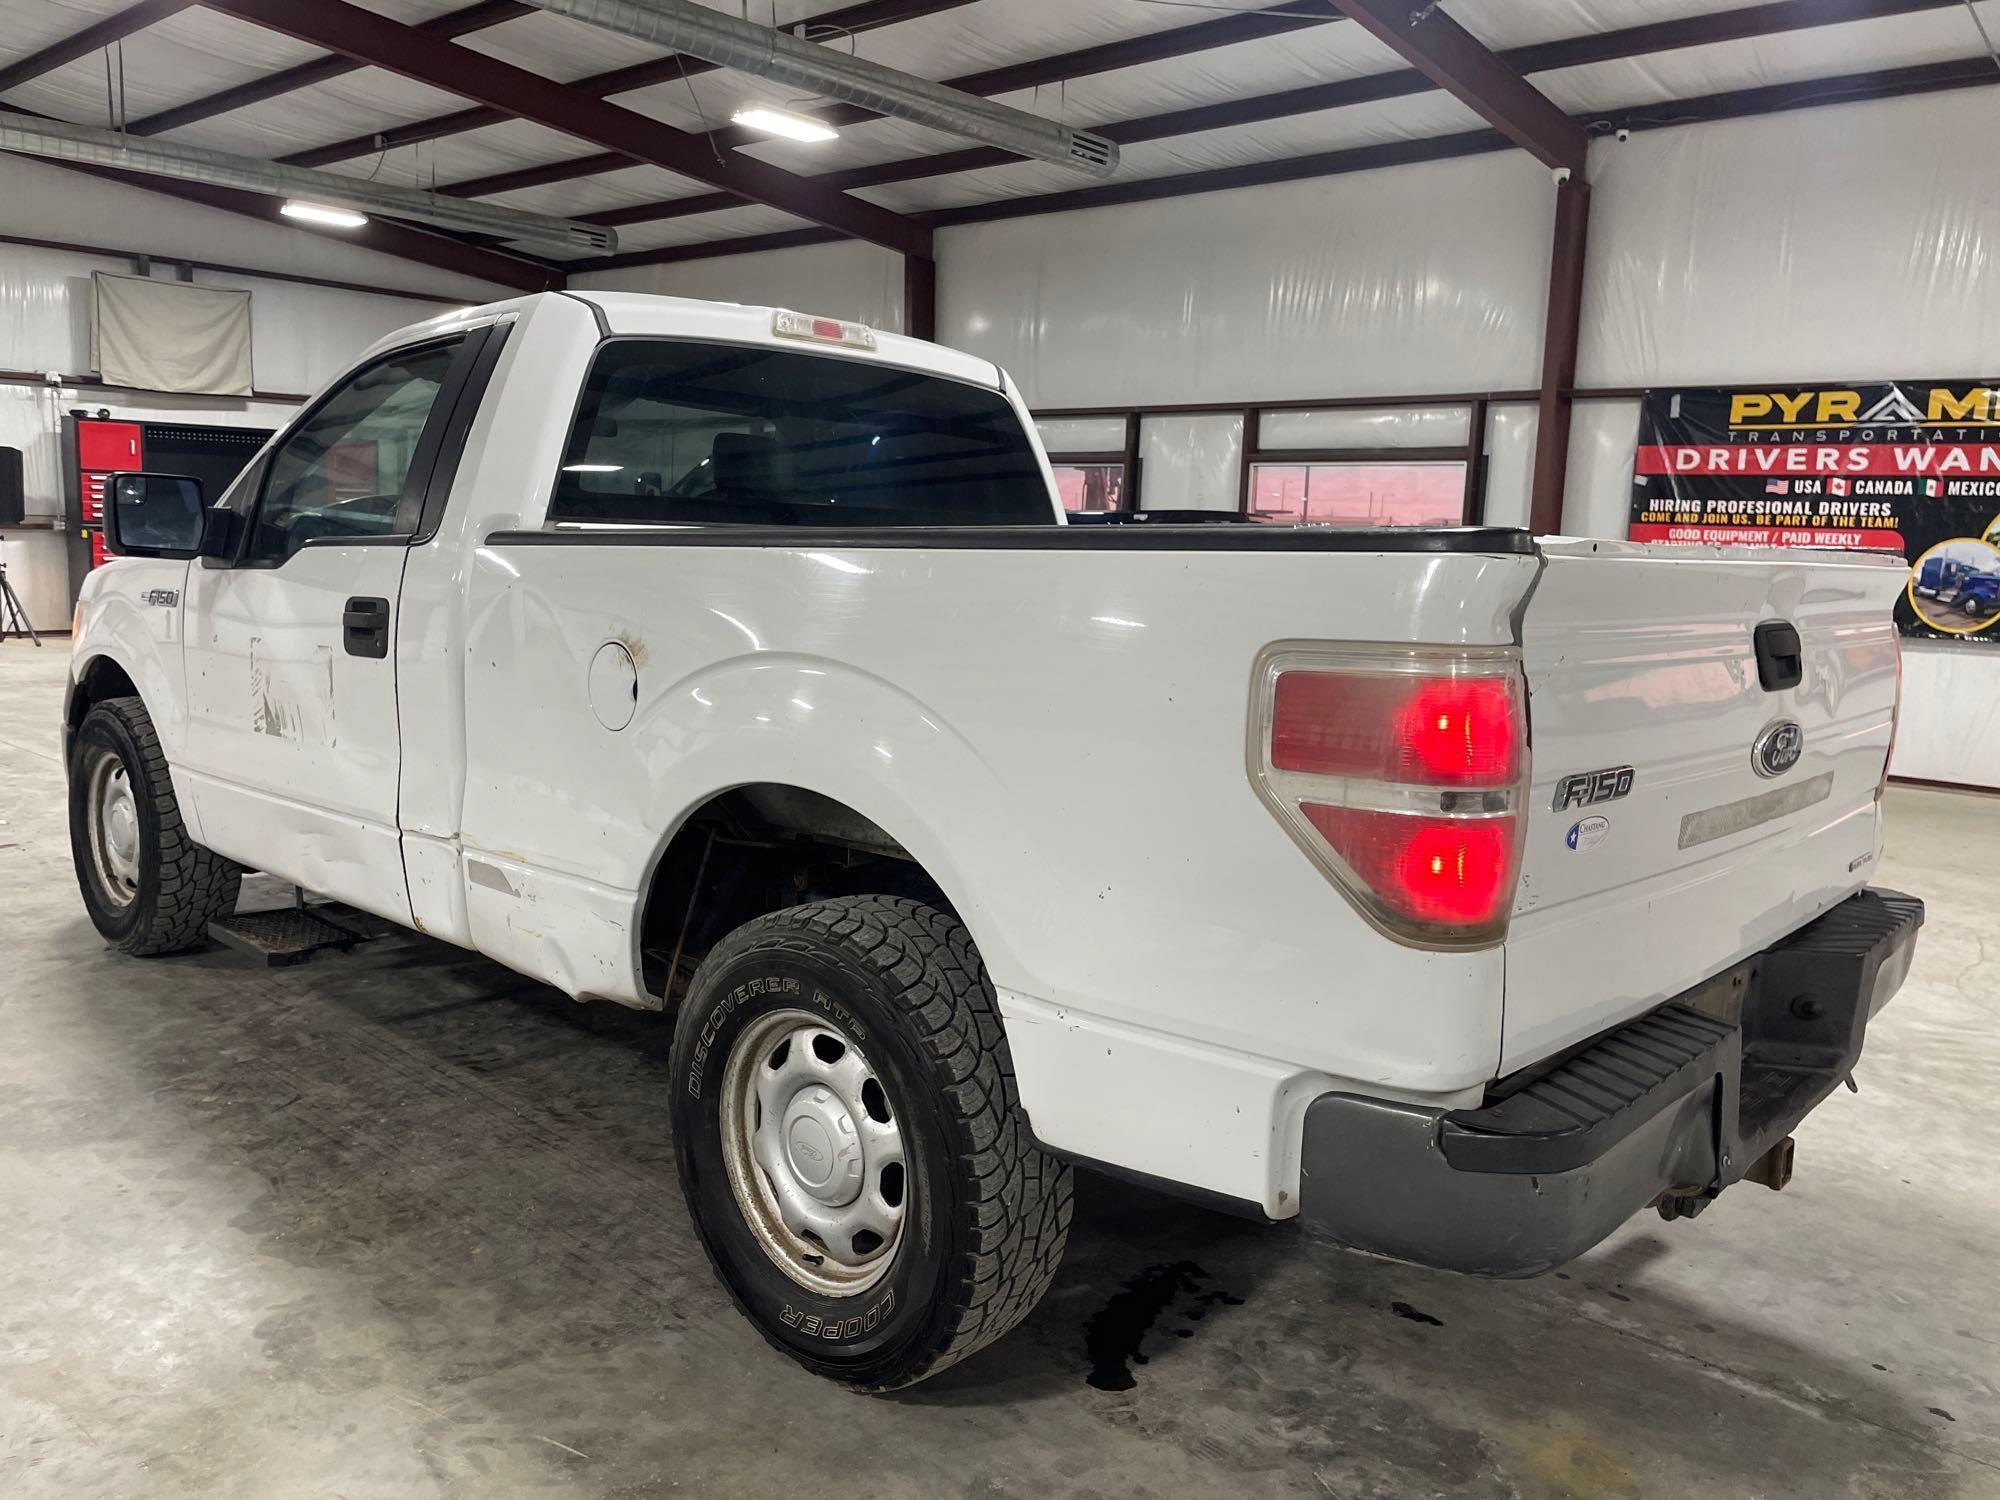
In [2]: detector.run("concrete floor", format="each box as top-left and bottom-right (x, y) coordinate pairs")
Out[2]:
(1, 637), (1995, 1500)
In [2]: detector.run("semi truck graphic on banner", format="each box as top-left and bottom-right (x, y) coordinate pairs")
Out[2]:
(1628, 380), (2000, 639)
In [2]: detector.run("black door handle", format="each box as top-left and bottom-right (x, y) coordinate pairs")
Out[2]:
(1754, 619), (1802, 691)
(343, 596), (390, 659)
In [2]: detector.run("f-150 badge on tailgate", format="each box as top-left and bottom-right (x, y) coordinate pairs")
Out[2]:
(1554, 765), (1634, 810)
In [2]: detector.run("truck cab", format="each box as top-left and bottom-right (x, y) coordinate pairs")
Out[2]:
(1954, 570), (2000, 619)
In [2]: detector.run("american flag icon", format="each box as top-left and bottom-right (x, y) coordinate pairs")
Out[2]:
(1765, 479), (1791, 495)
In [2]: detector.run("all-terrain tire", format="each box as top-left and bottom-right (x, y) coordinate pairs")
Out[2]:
(669, 895), (1072, 1390)
(69, 695), (241, 956)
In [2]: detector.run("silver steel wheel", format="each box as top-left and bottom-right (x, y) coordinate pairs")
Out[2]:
(719, 1008), (908, 1296)
(82, 745), (141, 907)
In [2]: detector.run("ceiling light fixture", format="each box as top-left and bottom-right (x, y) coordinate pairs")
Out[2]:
(281, 200), (368, 229)
(729, 106), (839, 143)
(519, 0), (1117, 176)
(0, 110), (618, 256)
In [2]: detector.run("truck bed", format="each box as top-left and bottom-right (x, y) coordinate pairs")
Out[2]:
(452, 518), (1899, 1214)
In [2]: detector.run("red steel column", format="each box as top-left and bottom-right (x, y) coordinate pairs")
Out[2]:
(904, 254), (937, 341)
(1529, 174), (1590, 535)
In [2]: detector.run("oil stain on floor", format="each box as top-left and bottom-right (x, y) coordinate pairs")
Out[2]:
(1083, 1260), (1244, 1391)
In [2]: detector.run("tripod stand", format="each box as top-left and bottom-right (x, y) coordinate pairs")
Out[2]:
(0, 562), (42, 646)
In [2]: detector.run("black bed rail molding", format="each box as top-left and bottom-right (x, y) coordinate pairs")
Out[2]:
(485, 524), (1536, 555)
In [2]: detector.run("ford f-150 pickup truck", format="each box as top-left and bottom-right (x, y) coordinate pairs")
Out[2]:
(67, 291), (1922, 1389)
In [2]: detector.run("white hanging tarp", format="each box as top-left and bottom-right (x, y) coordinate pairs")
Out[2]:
(92, 271), (253, 396)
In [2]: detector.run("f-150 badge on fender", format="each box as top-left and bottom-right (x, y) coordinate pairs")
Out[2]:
(1554, 765), (1634, 810)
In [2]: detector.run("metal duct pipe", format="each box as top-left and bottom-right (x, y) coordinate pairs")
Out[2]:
(0, 111), (618, 256)
(519, 0), (1119, 177)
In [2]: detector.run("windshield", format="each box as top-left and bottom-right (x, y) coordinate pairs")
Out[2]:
(549, 338), (1055, 528)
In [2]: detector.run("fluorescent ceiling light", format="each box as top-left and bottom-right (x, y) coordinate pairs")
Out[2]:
(0, 110), (617, 256)
(730, 106), (838, 143)
(522, 0), (1115, 175)
(281, 200), (368, 229)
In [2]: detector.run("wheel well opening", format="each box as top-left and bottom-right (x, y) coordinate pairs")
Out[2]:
(636, 785), (949, 1006)
(68, 657), (140, 746)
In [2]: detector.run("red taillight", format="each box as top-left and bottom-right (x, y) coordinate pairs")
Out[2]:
(1302, 806), (1516, 927)
(1272, 672), (1518, 785)
(1399, 678), (1519, 784)
(1253, 648), (1528, 947)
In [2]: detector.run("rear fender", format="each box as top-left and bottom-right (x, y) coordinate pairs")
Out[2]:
(460, 652), (1027, 1008)
(632, 653), (1017, 981)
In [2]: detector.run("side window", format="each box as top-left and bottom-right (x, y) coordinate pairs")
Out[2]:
(248, 341), (461, 564)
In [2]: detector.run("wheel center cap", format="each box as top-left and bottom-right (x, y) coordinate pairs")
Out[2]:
(106, 801), (136, 858)
(780, 1087), (863, 1206)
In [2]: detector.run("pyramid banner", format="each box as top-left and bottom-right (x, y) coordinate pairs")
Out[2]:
(1627, 379), (2000, 640)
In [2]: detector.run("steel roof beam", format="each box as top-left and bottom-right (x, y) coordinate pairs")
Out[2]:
(1325, 0), (1585, 172)
(123, 0), (529, 136)
(202, 0), (930, 255)
(280, 0), (977, 170)
(572, 0), (1962, 231)
(578, 55), (1998, 269)
(407, 0), (1341, 197)
(0, 0), (195, 99)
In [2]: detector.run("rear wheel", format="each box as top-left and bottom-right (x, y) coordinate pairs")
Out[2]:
(669, 896), (1071, 1389)
(69, 696), (241, 955)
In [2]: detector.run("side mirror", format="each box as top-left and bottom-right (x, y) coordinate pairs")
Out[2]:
(104, 473), (208, 559)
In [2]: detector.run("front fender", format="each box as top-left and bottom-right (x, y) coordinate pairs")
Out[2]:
(72, 559), (194, 810)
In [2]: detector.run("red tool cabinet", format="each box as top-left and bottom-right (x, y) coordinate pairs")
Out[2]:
(63, 413), (274, 599)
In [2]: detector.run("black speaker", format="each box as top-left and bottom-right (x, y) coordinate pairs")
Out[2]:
(0, 447), (22, 526)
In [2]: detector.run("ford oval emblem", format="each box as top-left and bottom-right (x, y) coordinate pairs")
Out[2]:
(1753, 719), (1805, 778)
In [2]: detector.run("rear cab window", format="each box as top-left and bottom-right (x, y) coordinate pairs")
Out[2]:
(548, 339), (1056, 528)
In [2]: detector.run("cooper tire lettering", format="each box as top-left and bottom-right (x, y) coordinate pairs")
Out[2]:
(777, 1289), (894, 1343)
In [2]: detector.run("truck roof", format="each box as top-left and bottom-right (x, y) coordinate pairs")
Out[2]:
(362, 289), (1006, 393)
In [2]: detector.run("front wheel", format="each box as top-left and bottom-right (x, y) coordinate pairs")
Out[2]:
(669, 896), (1072, 1389)
(69, 696), (241, 955)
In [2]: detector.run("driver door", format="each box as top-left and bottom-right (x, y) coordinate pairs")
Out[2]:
(180, 336), (470, 922)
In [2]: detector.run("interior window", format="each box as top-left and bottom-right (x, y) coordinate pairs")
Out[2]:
(249, 341), (460, 563)
(550, 339), (1054, 528)
(1050, 462), (1126, 513)
(1247, 462), (1466, 527)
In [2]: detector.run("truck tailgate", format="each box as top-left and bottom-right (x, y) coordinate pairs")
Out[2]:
(1502, 539), (1903, 1072)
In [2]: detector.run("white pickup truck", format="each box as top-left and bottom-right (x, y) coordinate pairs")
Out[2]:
(68, 290), (1922, 1389)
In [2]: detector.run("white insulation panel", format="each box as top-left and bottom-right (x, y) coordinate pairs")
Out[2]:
(938, 151), (1557, 410)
